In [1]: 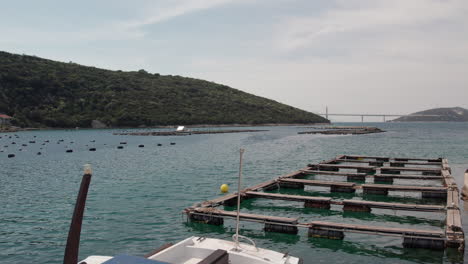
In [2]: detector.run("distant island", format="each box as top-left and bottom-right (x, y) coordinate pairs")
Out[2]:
(393, 107), (468, 122)
(0, 51), (328, 128)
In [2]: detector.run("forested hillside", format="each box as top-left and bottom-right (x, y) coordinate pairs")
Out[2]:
(0, 51), (327, 128)
(393, 107), (468, 122)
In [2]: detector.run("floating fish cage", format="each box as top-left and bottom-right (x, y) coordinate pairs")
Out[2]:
(184, 154), (464, 251)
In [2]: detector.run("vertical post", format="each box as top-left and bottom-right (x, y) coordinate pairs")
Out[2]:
(63, 165), (93, 264)
(234, 149), (245, 250)
(326, 106), (329, 120)
(361, 115), (364, 123)
(462, 169), (468, 200)
(383, 115), (386, 122)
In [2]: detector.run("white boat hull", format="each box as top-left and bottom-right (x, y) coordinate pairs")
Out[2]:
(81, 236), (301, 264)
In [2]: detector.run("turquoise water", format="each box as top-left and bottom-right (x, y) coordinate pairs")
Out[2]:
(1, 123), (468, 264)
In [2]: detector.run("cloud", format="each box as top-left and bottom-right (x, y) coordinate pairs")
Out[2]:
(187, 53), (468, 116)
(187, 0), (468, 115)
(0, 0), (238, 45)
(275, 0), (468, 60)
(123, 0), (236, 28)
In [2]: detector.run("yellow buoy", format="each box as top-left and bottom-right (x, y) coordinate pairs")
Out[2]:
(220, 184), (229, 193)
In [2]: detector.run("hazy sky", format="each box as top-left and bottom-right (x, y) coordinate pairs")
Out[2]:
(1, 0), (467, 121)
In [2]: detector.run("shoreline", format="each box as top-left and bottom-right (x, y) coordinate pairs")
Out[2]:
(113, 129), (270, 136)
(5, 122), (331, 132)
(0, 127), (40, 133)
(8, 121), (468, 133)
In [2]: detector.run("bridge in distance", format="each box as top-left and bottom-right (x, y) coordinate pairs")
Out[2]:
(318, 108), (440, 122)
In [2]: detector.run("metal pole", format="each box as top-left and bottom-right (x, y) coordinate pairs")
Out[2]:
(235, 149), (245, 249)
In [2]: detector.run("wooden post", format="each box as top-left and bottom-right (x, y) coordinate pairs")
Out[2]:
(461, 169), (468, 200)
(63, 165), (93, 264)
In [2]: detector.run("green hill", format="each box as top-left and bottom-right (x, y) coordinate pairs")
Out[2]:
(393, 107), (468, 122)
(0, 51), (328, 128)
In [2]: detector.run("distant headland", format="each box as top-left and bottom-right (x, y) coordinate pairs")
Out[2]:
(0, 51), (328, 128)
(392, 107), (468, 122)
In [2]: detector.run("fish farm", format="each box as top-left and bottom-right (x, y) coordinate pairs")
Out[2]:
(184, 154), (464, 251)
(113, 129), (269, 136)
(298, 126), (384, 135)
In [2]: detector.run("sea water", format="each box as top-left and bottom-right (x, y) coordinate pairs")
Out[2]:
(1, 122), (468, 264)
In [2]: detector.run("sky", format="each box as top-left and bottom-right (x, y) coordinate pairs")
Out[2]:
(1, 0), (467, 121)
